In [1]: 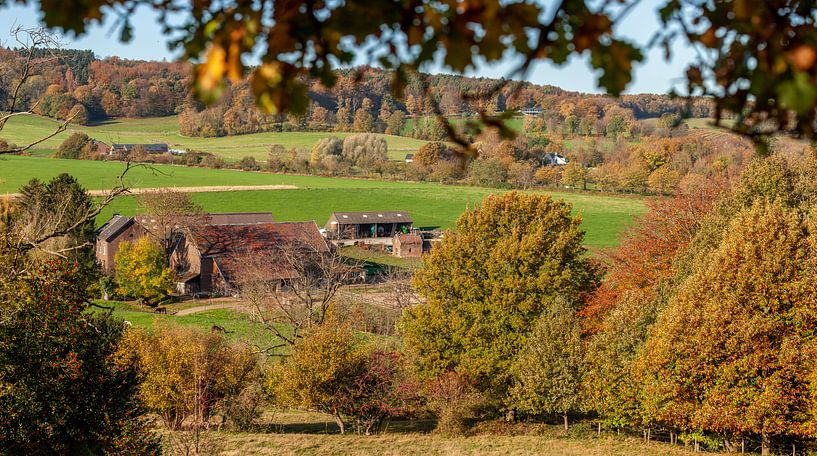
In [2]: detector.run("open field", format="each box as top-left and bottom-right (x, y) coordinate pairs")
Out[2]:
(163, 410), (697, 456)
(1, 155), (645, 247)
(2, 115), (431, 161)
(95, 300), (284, 349)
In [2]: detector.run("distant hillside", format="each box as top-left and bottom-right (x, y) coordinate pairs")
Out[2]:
(1, 48), (712, 140)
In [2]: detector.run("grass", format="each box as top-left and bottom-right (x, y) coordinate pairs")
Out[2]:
(1, 155), (645, 248)
(166, 411), (697, 456)
(95, 300), (283, 349)
(97, 187), (643, 248)
(2, 114), (431, 161)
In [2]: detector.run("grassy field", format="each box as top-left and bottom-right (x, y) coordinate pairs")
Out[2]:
(1, 155), (645, 247)
(164, 410), (697, 456)
(95, 300), (284, 349)
(2, 115), (430, 161)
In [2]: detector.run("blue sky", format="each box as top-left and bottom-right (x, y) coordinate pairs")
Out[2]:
(0, 0), (694, 95)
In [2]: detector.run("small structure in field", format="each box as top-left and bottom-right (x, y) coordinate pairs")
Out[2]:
(405, 154), (414, 163)
(393, 233), (423, 258)
(324, 211), (413, 243)
(111, 143), (169, 155)
(541, 152), (568, 166)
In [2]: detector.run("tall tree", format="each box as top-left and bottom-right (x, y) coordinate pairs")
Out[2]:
(636, 201), (817, 455)
(401, 192), (599, 396)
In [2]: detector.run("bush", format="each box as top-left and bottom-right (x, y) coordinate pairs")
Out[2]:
(423, 372), (486, 435)
(238, 155), (261, 171)
(273, 323), (412, 434)
(56, 132), (91, 159)
(120, 325), (263, 430)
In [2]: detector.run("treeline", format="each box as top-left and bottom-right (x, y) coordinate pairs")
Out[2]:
(401, 152), (817, 453)
(2, 46), (711, 135)
(56, 121), (756, 198)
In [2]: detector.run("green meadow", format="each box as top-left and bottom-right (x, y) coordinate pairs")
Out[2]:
(1, 155), (645, 248)
(1, 114), (430, 161)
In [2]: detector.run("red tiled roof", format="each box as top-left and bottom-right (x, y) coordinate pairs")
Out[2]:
(190, 222), (328, 257)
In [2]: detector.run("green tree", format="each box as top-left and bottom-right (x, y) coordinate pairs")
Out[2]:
(401, 192), (599, 396)
(55, 132), (91, 159)
(114, 237), (175, 304)
(0, 260), (160, 455)
(508, 297), (585, 429)
(14, 174), (97, 278)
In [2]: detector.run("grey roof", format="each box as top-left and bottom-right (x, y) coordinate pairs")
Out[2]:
(96, 215), (134, 242)
(329, 211), (413, 225)
(112, 143), (169, 153)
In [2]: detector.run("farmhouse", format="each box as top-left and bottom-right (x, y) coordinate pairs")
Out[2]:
(170, 221), (328, 295)
(393, 233), (423, 258)
(95, 212), (274, 272)
(541, 152), (568, 166)
(405, 154), (414, 163)
(111, 143), (169, 155)
(324, 211), (413, 243)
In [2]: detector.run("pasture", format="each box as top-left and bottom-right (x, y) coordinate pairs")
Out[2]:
(1, 114), (430, 161)
(1, 155), (644, 248)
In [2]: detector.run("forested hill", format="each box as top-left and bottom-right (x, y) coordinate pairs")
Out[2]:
(0, 47), (712, 136)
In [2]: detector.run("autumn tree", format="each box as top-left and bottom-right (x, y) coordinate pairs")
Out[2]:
(310, 136), (343, 164)
(272, 322), (410, 435)
(114, 237), (175, 304)
(55, 132), (91, 159)
(560, 161), (588, 189)
(135, 188), (207, 258)
(637, 201), (817, 454)
(401, 192), (599, 398)
(119, 325), (263, 431)
(353, 98), (375, 132)
(341, 133), (388, 169)
(386, 110), (405, 136)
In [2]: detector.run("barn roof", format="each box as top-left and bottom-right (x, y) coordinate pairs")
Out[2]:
(329, 211), (412, 225)
(96, 215), (134, 242)
(189, 221), (328, 257)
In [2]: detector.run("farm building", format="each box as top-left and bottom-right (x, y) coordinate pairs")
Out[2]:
(95, 212), (274, 272)
(324, 211), (413, 241)
(541, 152), (568, 166)
(93, 140), (111, 155)
(405, 154), (414, 163)
(111, 143), (169, 155)
(393, 233), (423, 258)
(170, 221), (328, 295)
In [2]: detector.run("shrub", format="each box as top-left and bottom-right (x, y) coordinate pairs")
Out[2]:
(114, 237), (175, 304)
(273, 323), (411, 434)
(120, 325), (263, 430)
(238, 155), (261, 171)
(423, 372), (486, 435)
(56, 132), (91, 159)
